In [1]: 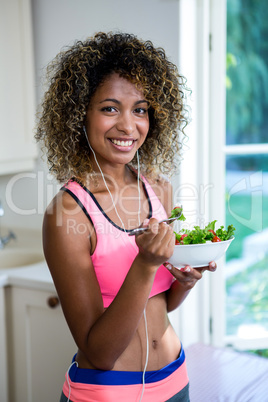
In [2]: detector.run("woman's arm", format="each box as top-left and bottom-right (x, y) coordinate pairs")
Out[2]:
(43, 190), (174, 371)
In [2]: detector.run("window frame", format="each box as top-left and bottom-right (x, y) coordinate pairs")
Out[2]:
(176, 0), (268, 351)
(209, 0), (268, 350)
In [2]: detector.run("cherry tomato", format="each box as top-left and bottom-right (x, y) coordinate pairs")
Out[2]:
(208, 229), (216, 236)
(175, 233), (187, 245)
(212, 235), (221, 242)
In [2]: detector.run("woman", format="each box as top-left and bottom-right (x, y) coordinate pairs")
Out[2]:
(36, 32), (216, 402)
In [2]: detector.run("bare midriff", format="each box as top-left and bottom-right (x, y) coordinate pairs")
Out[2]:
(76, 292), (181, 371)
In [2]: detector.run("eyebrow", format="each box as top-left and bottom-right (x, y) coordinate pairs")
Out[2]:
(99, 98), (149, 105)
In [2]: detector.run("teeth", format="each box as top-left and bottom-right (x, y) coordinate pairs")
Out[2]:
(111, 139), (134, 147)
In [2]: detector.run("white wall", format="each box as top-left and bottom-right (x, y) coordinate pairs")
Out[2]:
(32, 0), (180, 90)
(0, 0), (180, 231)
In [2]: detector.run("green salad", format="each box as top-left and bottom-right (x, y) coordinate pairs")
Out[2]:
(169, 207), (235, 245)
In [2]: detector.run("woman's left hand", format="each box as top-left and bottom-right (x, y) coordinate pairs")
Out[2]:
(163, 261), (217, 290)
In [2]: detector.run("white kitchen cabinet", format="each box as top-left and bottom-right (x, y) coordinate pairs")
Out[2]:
(0, 287), (9, 402)
(0, 0), (37, 174)
(6, 286), (76, 402)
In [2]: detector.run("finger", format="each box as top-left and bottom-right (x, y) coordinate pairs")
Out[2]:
(131, 218), (151, 237)
(158, 223), (174, 245)
(180, 265), (203, 280)
(166, 229), (176, 248)
(208, 261), (217, 271)
(163, 263), (202, 283)
(137, 218), (158, 240)
(148, 218), (159, 235)
(194, 267), (205, 274)
(163, 262), (173, 271)
(141, 218), (149, 228)
(146, 221), (171, 245)
(164, 263), (193, 277)
(163, 262), (178, 276)
(180, 265), (193, 274)
(197, 261), (217, 272)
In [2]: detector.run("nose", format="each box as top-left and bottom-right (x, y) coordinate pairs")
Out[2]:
(116, 112), (135, 135)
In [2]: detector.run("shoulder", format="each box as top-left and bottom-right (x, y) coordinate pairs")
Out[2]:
(44, 188), (82, 222)
(43, 189), (94, 252)
(45, 179), (96, 220)
(145, 174), (173, 215)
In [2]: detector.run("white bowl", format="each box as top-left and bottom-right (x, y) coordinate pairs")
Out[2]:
(168, 237), (235, 268)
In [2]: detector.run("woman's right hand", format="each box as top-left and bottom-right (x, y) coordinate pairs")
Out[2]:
(135, 218), (175, 270)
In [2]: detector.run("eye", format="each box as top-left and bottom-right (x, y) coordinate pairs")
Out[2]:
(101, 106), (117, 113)
(134, 107), (148, 115)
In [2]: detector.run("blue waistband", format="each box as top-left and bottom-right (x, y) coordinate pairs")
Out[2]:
(68, 346), (185, 385)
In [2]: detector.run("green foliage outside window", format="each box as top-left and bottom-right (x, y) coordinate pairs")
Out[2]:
(226, 0), (268, 357)
(226, 0), (268, 145)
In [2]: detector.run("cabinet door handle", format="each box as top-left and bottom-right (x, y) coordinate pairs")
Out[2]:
(47, 296), (60, 308)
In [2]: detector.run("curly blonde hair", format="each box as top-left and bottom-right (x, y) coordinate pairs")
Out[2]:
(35, 32), (189, 183)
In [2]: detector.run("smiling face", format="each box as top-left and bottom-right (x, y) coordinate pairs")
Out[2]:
(85, 73), (150, 170)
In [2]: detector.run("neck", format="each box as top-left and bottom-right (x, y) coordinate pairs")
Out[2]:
(87, 148), (141, 228)
(91, 160), (132, 186)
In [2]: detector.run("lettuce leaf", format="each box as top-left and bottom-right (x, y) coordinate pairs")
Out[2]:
(169, 206), (186, 221)
(174, 221), (235, 244)
(215, 224), (236, 241)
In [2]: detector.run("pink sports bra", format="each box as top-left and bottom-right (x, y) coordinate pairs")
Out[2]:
(62, 176), (173, 308)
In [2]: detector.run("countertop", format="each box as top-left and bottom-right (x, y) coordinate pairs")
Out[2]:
(0, 261), (55, 292)
(0, 227), (55, 292)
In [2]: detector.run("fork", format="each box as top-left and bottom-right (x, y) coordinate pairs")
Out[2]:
(128, 216), (179, 236)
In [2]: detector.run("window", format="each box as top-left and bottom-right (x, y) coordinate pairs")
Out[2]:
(209, 0), (268, 353)
(176, 0), (268, 353)
(225, 0), (268, 353)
